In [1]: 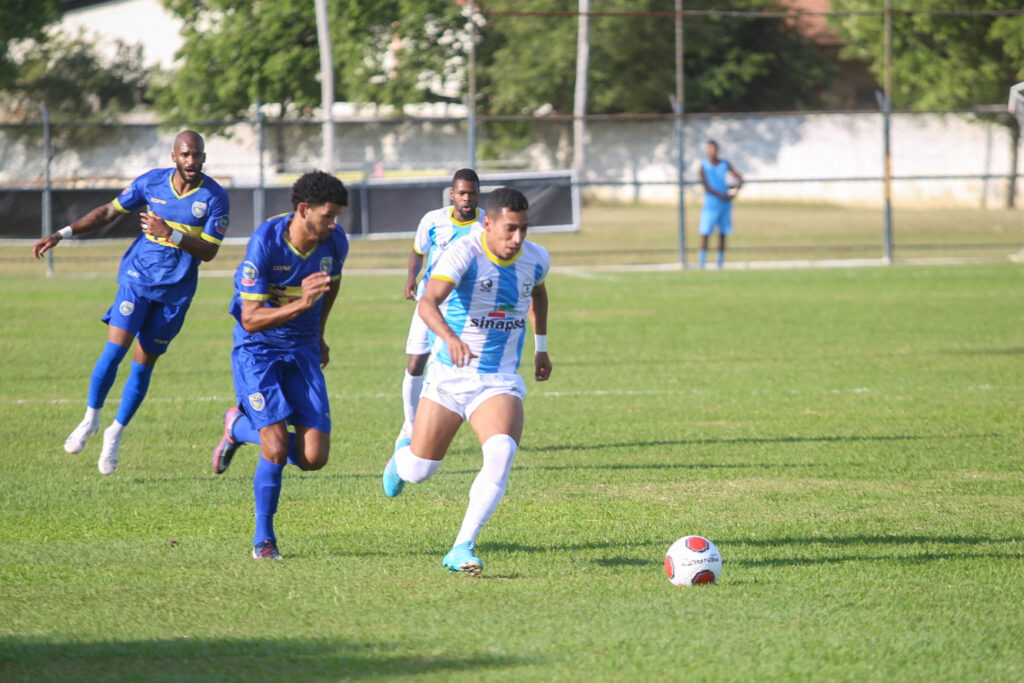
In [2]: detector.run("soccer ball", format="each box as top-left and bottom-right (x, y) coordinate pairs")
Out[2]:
(664, 535), (722, 586)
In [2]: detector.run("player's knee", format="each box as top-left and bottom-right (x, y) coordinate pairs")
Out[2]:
(407, 354), (428, 375)
(480, 434), (518, 488)
(396, 446), (441, 483)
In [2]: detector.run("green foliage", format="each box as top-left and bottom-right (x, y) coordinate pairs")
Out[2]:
(4, 32), (148, 123)
(0, 0), (61, 90)
(830, 0), (1023, 109)
(2, 262), (1023, 680)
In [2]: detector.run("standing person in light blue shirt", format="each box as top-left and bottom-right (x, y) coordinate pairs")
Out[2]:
(32, 130), (230, 475)
(382, 187), (552, 576)
(699, 139), (743, 269)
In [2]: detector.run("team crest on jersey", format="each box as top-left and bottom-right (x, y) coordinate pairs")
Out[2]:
(191, 201), (208, 218)
(240, 261), (258, 286)
(118, 301), (135, 316)
(319, 257), (333, 274)
(215, 216), (228, 235)
(480, 278), (493, 293)
(248, 392), (266, 412)
(520, 278), (535, 297)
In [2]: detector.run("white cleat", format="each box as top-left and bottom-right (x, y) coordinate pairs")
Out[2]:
(98, 425), (122, 475)
(64, 418), (100, 454)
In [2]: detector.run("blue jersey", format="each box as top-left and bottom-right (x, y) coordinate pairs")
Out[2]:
(413, 206), (484, 298)
(429, 232), (550, 374)
(112, 168), (230, 306)
(701, 159), (732, 210)
(230, 213), (349, 350)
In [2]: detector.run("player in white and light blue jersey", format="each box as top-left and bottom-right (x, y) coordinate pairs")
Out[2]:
(699, 139), (743, 269)
(382, 187), (552, 576)
(395, 169), (483, 448)
(32, 131), (229, 475)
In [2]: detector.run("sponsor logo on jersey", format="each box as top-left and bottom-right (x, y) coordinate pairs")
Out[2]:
(215, 216), (228, 235)
(272, 265), (292, 271)
(120, 186), (131, 196)
(470, 311), (526, 331)
(248, 392), (266, 412)
(480, 278), (493, 292)
(149, 197), (167, 205)
(520, 278), (534, 297)
(319, 256), (333, 274)
(118, 301), (135, 316)
(240, 261), (258, 286)
(191, 201), (208, 218)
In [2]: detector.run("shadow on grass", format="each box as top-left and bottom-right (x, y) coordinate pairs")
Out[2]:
(0, 636), (531, 682)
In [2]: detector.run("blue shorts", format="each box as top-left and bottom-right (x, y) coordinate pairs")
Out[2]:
(231, 343), (331, 433)
(699, 204), (733, 236)
(101, 284), (190, 356)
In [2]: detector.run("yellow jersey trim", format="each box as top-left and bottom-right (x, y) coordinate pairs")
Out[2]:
(449, 207), (480, 227)
(240, 292), (269, 302)
(169, 173), (205, 200)
(480, 232), (522, 266)
(431, 274), (457, 284)
(112, 198), (130, 214)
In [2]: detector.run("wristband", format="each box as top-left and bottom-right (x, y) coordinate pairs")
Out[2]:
(534, 334), (548, 353)
(57, 226), (74, 239)
(168, 230), (183, 246)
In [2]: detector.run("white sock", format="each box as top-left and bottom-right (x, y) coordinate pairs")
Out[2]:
(84, 407), (101, 426)
(394, 445), (441, 483)
(401, 371), (424, 430)
(105, 420), (125, 440)
(454, 434), (518, 547)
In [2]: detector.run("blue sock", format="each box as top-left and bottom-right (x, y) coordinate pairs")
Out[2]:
(87, 342), (128, 409)
(233, 412), (261, 445)
(114, 361), (154, 426)
(253, 456), (285, 545)
(698, 249), (708, 268)
(717, 250), (725, 268)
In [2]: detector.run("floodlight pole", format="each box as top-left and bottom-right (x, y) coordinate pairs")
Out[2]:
(881, 0), (894, 264)
(674, 0), (686, 268)
(315, 0), (335, 173)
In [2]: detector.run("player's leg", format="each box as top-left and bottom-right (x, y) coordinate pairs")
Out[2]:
(383, 395), (462, 497)
(397, 309), (432, 448)
(442, 389), (525, 575)
(213, 346), (264, 474)
(283, 350), (332, 472)
(698, 208), (715, 269)
(717, 206), (732, 269)
(252, 420), (290, 560)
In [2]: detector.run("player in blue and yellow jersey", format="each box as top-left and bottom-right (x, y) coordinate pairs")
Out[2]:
(394, 169), (483, 450)
(210, 171), (348, 560)
(32, 130), (229, 475)
(698, 139), (743, 269)
(382, 187), (552, 575)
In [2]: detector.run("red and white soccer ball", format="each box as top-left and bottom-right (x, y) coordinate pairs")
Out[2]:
(665, 535), (722, 586)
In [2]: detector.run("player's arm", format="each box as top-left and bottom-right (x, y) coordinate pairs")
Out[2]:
(32, 202), (121, 258)
(404, 250), (425, 300)
(239, 271), (332, 333)
(140, 212), (220, 262)
(700, 165), (731, 202)
(417, 276), (475, 367)
(727, 162), (744, 190)
(529, 283), (552, 382)
(317, 276), (341, 368)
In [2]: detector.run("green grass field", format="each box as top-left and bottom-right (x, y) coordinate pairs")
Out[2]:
(2, 255), (1023, 679)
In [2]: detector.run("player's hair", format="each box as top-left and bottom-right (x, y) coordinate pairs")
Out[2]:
(291, 170), (348, 209)
(706, 139), (719, 148)
(485, 186), (528, 218)
(452, 168), (479, 187)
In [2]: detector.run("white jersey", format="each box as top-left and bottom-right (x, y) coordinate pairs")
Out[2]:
(413, 206), (484, 298)
(429, 232), (550, 375)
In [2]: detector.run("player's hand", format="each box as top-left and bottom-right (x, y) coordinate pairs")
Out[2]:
(32, 235), (60, 259)
(534, 351), (552, 382)
(403, 280), (418, 301)
(319, 338), (330, 368)
(446, 338), (477, 368)
(140, 212), (172, 239)
(300, 271), (332, 307)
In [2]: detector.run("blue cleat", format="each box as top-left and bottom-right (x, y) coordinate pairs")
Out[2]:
(382, 442), (409, 498)
(443, 541), (483, 576)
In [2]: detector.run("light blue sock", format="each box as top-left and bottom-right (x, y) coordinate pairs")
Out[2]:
(87, 342), (128, 409)
(114, 361), (154, 426)
(698, 249), (708, 268)
(253, 456), (285, 545)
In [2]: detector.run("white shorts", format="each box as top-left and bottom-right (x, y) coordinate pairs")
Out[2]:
(421, 363), (526, 421)
(405, 308), (431, 356)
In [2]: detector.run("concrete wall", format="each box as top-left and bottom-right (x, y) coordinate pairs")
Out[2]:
(0, 112), (1018, 208)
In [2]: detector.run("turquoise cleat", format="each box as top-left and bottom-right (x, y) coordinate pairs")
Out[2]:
(443, 541), (483, 576)
(382, 442), (409, 498)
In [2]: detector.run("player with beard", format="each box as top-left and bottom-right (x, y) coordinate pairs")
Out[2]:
(32, 130), (230, 475)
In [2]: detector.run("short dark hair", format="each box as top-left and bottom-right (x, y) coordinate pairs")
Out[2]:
(485, 186), (528, 219)
(452, 168), (479, 187)
(291, 170), (348, 210)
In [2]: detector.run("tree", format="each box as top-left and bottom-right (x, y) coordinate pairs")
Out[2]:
(830, 0), (1024, 205)
(0, 0), (61, 90)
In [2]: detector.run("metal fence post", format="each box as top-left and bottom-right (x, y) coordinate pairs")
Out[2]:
(41, 103), (54, 278)
(255, 100), (266, 230)
(674, 0), (686, 268)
